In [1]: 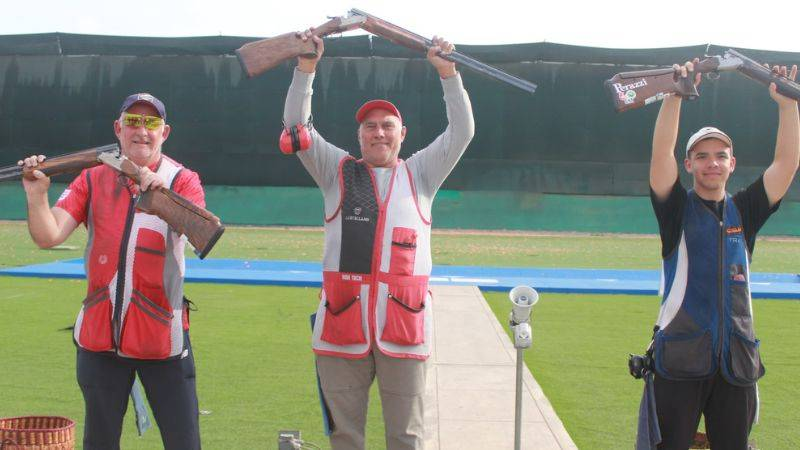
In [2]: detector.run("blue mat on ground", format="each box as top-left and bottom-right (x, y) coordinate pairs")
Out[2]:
(2, 258), (799, 299)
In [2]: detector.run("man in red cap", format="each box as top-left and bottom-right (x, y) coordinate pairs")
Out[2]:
(19, 93), (204, 449)
(642, 61), (799, 449)
(283, 31), (474, 449)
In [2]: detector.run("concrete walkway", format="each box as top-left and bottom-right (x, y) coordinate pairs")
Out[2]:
(424, 285), (577, 450)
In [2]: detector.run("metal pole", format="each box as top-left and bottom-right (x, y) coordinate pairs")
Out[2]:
(515, 347), (524, 450)
(509, 285), (537, 450)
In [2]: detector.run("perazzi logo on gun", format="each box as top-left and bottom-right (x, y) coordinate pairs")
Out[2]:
(605, 48), (800, 112)
(235, 8), (537, 94)
(0, 144), (225, 259)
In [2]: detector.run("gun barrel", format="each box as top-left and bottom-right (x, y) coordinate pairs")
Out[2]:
(0, 143), (119, 183)
(0, 165), (23, 182)
(444, 51), (537, 94)
(727, 49), (800, 101)
(350, 8), (537, 94)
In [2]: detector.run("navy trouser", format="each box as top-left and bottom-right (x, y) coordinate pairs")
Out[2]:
(654, 372), (756, 450)
(76, 332), (200, 450)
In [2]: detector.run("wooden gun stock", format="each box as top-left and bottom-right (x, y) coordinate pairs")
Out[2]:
(115, 158), (225, 259)
(136, 189), (225, 259)
(0, 144), (119, 182)
(236, 16), (364, 78)
(604, 58), (720, 112)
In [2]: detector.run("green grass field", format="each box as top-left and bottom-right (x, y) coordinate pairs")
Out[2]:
(1, 221), (798, 448)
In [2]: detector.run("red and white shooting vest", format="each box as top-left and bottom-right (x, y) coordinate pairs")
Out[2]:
(312, 158), (433, 360)
(71, 158), (189, 360)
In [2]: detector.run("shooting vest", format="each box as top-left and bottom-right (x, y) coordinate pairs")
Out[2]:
(73, 157), (190, 360)
(311, 158), (433, 360)
(654, 190), (764, 386)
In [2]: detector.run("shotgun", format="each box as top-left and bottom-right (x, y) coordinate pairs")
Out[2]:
(605, 49), (800, 112)
(0, 144), (225, 259)
(236, 8), (537, 94)
(0, 143), (118, 181)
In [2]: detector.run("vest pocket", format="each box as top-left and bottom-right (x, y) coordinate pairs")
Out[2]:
(729, 281), (754, 337)
(656, 329), (714, 379)
(132, 229), (168, 307)
(321, 275), (366, 345)
(389, 227), (417, 276)
(78, 286), (113, 351)
(381, 279), (427, 346)
(728, 331), (765, 385)
(119, 289), (173, 359)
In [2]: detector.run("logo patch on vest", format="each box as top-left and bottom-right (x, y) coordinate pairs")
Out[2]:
(345, 206), (369, 222)
(344, 210), (371, 222)
(726, 226), (743, 235)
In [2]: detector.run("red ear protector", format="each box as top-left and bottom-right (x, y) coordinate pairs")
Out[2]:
(279, 120), (312, 154)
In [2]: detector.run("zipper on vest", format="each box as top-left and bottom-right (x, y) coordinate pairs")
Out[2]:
(367, 205), (386, 341)
(368, 211), (387, 340)
(112, 194), (137, 348)
(717, 218), (724, 366)
(366, 166), (396, 342)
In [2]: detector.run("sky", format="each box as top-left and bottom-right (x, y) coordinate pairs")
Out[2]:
(2, 1), (800, 53)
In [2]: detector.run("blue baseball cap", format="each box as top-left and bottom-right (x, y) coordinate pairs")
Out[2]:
(119, 93), (166, 120)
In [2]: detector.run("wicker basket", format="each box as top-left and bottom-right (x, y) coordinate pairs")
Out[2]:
(0, 416), (75, 450)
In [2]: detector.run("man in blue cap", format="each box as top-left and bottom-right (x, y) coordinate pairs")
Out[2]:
(19, 92), (204, 449)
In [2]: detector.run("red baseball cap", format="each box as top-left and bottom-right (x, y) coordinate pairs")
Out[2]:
(355, 99), (402, 123)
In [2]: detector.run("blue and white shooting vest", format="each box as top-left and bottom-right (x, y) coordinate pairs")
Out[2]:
(654, 190), (764, 386)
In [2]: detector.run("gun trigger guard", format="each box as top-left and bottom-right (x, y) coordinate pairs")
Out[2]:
(705, 72), (720, 81)
(132, 193), (148, 213)
(675, 74), (699, 100)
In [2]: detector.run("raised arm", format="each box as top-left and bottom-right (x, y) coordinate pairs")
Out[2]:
(406, 36), (475, 197)
(763, 65), (800, 206)
(650, 95), (681, 200)
(283, 32), (347, 192)
(20, 155), (78, 248)
(650, 61), (699, 200)
(284, 33), (322, 127)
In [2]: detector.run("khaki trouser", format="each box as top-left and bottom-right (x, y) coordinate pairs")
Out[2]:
(316, 348), (428, 450)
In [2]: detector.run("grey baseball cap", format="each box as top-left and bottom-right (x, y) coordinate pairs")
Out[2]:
(686, 126), (733, 157)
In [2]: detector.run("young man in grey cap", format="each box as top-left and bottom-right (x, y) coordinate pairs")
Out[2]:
(646, 61), (799, 449)
(19, 93), (204, 450)
(282, 31), (473, 450)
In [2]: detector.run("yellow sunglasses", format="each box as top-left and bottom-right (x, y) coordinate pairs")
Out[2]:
(122, 113), (164, 130)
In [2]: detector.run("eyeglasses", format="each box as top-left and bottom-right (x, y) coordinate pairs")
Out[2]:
(122, 113), (164, 130)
